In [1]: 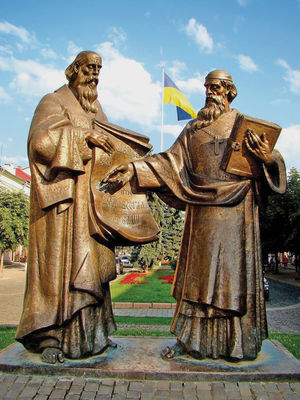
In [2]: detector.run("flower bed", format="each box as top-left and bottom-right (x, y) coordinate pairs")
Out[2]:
(119, 272), (149, 284)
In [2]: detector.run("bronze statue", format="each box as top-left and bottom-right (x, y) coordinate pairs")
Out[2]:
(104, 70), (287, 361)
(15, 51), (158, 364)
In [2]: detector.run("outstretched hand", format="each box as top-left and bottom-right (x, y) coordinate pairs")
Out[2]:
(244, 129), (274, 166)
(102, 163), (134, 187)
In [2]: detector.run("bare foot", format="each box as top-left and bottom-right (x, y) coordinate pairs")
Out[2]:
(41, 347), (65, 364)
(161, 341), (185, 359)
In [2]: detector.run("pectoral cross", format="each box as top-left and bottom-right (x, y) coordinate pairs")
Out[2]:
(210, 136), (226, 156)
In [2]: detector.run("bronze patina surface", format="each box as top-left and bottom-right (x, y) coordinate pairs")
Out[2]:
(15, 51), (158, 364)
(105, 69), (287, 361)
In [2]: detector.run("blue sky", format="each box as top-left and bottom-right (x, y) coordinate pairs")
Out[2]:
(0, 0), (299, 172)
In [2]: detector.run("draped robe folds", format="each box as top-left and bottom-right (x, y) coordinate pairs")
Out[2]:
(15, 85), (117, 359)
(132, 109), (286, 360)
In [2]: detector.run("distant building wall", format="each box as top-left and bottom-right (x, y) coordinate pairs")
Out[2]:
(0, 163), (30, 197)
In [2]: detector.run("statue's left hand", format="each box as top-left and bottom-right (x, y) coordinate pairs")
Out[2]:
(86, 131), (114, 154)
(245, 129), (274, 166)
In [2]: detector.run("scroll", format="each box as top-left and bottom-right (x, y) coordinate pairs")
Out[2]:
(89, 119), (160, 245)
(221, 113), (281, 178)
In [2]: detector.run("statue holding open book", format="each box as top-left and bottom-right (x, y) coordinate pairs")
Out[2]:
(15, 51), (159, 364)
(105, 69), (287, 361)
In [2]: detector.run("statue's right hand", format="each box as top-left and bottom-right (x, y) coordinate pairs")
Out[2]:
(86, 131), (114, 154)
(102, 163), (134, 186)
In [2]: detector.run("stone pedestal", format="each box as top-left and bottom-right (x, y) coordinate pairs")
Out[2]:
(0, 338), (300, 382)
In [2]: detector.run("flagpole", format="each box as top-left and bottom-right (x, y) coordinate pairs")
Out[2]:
(161, 66), (164, 152)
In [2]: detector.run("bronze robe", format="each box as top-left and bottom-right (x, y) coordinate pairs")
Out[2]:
(16, 85), (117, 358)
(133, 109), (286, 359)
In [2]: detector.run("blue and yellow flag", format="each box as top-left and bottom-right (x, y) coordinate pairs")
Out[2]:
(163, 73), (197, 121)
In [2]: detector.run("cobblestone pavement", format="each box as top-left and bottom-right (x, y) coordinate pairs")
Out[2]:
(1, 374), (300, 400)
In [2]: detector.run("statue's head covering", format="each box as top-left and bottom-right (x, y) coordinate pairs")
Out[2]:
(205, 69), (237, 103)
(65, 51), (102, 82)
(205, 70), (233, 82)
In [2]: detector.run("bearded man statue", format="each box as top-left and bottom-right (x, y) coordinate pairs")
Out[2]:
(104, 70), (287, 361)
(15, 51), (118, 364)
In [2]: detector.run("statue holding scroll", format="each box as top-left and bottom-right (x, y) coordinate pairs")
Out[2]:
(16, 51), (158, 364)
(105, 70), (287, 361)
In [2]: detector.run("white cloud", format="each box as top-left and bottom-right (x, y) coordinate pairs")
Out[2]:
(1, 155), (29, 166)
(277, 59), (300, 94)
(152, 124), (184, 138)
(67, 41), (83, 62)
(40, 47), (58, 59)
(237, 0), (247, 6)
(277, 125), (300, 171)
(236, 54), (258, 72)
(176, 73), (206, 95)
(0, 21), (35, 44)
(271, 98), (290, 105)
(0, 86), (12, 103)
(95, 41), (161, 127)
(167, 61), (205, 95)
(168, 60), (187, 79)
(0, 55), (65, 98)
(107, 26), (127, 47)
(184, 19), (214, 53)
(0, 44), (13, 55)
(163, 124), (184, 137)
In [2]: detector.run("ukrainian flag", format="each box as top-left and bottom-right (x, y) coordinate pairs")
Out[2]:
(163, 73), (197, 121)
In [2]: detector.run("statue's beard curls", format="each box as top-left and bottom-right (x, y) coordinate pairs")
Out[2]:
(73, 74), (99, 114)
(194, 94), (226, 129)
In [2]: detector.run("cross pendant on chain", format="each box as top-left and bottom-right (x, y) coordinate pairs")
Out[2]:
(209, 136), (226, 156)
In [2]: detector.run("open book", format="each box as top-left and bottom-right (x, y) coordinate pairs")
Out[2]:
(220, 113), (281, 178)
(89, 119), (160, 245)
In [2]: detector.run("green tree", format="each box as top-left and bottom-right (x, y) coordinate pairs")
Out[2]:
(0, 189), (29, 275)
(260, 168), (300, 262)
(130, 192), (165, 267)
(161, 206), (184, 261)
(130, 193), (184, 268)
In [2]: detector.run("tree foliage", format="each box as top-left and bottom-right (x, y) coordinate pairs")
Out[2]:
(130, 192), (184, 267)
(260, 168), (300, 260)
(0, 188), (29, 273)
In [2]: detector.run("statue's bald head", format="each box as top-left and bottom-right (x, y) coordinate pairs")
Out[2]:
(65, 51), (102, 83)
(205, 70), (237, 103)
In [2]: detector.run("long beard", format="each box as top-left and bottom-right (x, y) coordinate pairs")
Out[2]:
(192, 95), (226, 130)
(76, 82), (98, 114)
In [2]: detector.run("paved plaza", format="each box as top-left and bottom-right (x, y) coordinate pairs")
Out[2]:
(1, 374), (300, 400)
(1, 263), (300, 399)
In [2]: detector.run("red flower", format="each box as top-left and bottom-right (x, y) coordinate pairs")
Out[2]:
(158, 275), (174, 284)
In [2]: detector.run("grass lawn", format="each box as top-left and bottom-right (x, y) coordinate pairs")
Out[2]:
(0, 327), (16, 350)
(269, 333), (300, 360)
(115, 316), (172, 325)
(110, 269), (176, 303)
